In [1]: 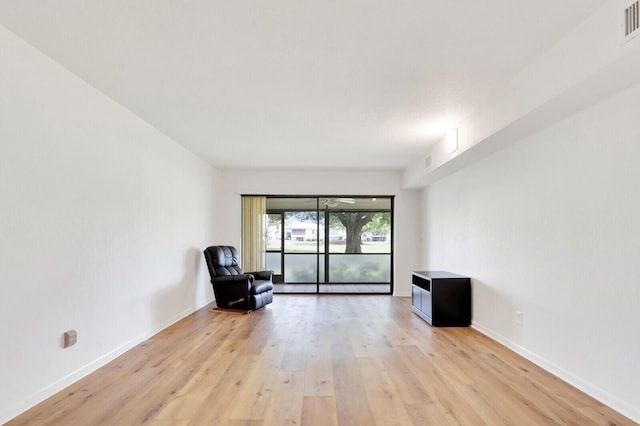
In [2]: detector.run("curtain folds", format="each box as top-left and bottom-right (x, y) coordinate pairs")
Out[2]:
(242, 196), (266, 271)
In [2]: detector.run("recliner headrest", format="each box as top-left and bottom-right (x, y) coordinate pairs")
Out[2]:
(211, 246), (239, 267)
(204, 246), (242, 277)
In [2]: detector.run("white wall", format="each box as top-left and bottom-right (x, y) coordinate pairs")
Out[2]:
(216, 170), (421, 296)
(0, 26), (217, 423)
(421, 85), (640, 422)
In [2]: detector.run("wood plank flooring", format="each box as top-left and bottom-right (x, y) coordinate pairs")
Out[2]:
(7, 296), (636, 425)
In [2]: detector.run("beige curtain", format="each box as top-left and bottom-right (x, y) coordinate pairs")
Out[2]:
(242, 196), (266, 271)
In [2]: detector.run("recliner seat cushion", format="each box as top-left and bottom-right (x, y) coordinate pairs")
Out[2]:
(251, 280), (274, 295)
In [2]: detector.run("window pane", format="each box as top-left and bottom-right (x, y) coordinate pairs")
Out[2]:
(318, 211), (325, 254)
(267, 214), (282, 251)
(361, 212), (391, 253)
(319, 254), (325, 282)
(284, 254), (318, 283)
(328, 254), (390, 283)
(328, 216), (346, 253)
(265, 252), (281, 275)
(328, 211), (391, 254)
(284, 211), (319, 253)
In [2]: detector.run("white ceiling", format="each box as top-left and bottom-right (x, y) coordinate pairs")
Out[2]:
(0, 0), (606, 171)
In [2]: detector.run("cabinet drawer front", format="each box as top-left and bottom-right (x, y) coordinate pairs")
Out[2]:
(422, 290), (432, 318)
(411, 285), (422, 310)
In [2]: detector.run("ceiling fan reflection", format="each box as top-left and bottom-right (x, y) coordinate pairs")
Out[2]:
(324, 198), (355, 207)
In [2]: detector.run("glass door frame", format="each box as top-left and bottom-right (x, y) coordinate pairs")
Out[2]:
(262, 195), (394, 295)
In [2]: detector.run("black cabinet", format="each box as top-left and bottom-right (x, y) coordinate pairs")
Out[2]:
(411, 271), (471, 327)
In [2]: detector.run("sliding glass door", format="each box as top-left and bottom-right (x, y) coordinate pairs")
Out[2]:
(325, 208), (391, 283)
(266, 213), (283, 278)
(264, 196), (393, 294)
(284, 209), (323, 284)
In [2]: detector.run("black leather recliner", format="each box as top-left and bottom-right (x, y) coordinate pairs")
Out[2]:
(203, 245), (274, 311)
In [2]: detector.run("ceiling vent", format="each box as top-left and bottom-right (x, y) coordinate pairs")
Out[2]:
(624, 1), (640, 41)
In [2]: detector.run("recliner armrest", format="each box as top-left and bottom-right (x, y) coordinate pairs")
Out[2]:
(247, 270), (273, 281)
(212, 274), (254, 284)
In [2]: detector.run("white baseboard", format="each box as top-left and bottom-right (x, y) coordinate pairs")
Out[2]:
(1, 297), (214, 425)
(471, 321), (640, 424)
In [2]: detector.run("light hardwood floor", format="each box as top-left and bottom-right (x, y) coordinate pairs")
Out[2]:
(8, 296), (636, 425)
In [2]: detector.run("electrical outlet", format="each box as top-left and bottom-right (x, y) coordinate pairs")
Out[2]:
(64, 330), (77, 347)
(515, 311), (523, 325)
